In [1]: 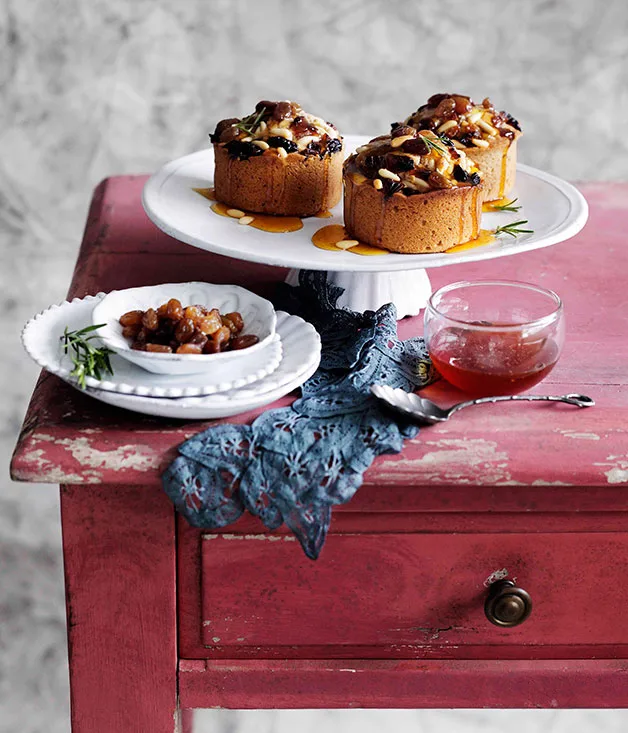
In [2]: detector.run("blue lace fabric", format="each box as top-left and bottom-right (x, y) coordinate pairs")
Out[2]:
(162, 272), (435, 559)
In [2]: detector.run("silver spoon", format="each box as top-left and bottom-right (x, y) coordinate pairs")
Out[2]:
(371, 384), (594, 425)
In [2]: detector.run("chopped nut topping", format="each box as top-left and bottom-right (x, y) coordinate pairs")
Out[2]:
(402, 93), (521, 148)
(211, 101), (343, 160)
(346, 128), (482, 197)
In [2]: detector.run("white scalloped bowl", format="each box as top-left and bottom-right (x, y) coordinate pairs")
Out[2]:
(92, 282), (276, 375)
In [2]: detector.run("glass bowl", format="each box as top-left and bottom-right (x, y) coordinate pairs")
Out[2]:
(424, 280), (565, 396)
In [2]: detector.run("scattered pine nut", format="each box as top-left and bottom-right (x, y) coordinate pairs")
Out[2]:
(277, 147), (288, 159)
(391, 134), (415, 148)
(336, 239), (359, 250)
(252, 140), (270, 150)
(227, 208), (245, 218)
(378, 168), (401, 181)
(238, 216), (255, 225)
(373, 178), (383, 190)
(471, 138), (490, 148)
(477, 119), (498, 136)
(437, 120), (458, 134)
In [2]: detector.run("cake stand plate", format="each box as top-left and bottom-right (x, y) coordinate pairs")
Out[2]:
(143, 135), (589, 317)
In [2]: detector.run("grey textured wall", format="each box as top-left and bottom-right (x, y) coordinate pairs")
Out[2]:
(1, 1), (627, 731)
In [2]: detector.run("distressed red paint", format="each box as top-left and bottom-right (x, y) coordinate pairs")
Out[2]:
(9, 179), (628, 728)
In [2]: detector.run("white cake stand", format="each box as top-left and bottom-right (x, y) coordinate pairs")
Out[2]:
(142, 135), (588, 318)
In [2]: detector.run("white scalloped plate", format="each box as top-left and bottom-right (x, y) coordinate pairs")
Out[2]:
(85, 310), (321, 419)
(22, 294), (284, 398)
(92, 281), (276, 375)
(142, 134), (589, 273)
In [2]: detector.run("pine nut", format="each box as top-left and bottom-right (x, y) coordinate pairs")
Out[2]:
(477, 119), (498, 136)
(277, 147), (288, 159)
(269, 127), (293, 140)
(259, 121), (267, 133)
(468, 110), (483, 124)
(241, 136), (252, 143)
(336, 239), (359, 250)
(391, 134), (415, 148)
(471, 138), (490, 148)
(452, 139), (466, 149)
(238, 216), (255, 225)
(436, 157), (449, 174)
(373, 178), (383, 190)
(409, 177), (430, 191)
(378, 168), (401, 181)
(437, 120), (458, 134)
(279, 119), (292, 129)
(252, 140), (269, 150)
(227, 208), (245, 218)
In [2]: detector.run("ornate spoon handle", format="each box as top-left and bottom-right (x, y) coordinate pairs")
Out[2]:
(448, 393), (595, 417)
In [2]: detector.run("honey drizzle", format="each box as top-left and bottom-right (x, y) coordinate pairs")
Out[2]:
(471, 186), (479, 238)
(312, 224), (388, 256)
(192, 186), (216, 201)
(315, 210), (333, 218)
(446, 229), (496, 253)
(210, 202), (303, 233)
(498, 140), (511, 198)
(482, 195), (513, 212)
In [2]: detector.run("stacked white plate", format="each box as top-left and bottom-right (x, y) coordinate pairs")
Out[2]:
(22, 284), (321, 419)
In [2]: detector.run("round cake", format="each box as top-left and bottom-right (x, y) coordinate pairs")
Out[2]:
(343, 129), (484, 254)
(402, 94), (521, 202)
(210, 100), (343, 217)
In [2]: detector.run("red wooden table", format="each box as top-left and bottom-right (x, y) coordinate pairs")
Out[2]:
(11, 178), (628, 732)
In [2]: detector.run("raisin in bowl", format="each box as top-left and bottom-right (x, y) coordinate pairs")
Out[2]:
(91, 282), (276, 375)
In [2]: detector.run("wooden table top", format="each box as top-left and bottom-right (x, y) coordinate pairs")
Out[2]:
(10, 177), (628, 508)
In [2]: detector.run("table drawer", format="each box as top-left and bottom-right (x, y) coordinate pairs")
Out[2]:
(198, 532), (628, 654)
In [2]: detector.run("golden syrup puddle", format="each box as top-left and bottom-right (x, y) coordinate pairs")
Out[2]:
(315, 210), (333, 218)
(193, 186), (216, 201)
(210, 202), (303, 233)
(483, 195), (514, 212)
(446, 229), (496, 253)
(312, 225), (388, 256)
(193, 187), (303, 233)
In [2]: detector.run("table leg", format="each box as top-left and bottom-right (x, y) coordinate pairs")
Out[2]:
(60, 483), (178, 732)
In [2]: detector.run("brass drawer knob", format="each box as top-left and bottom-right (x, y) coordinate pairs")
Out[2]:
(484, 579), (532, 627)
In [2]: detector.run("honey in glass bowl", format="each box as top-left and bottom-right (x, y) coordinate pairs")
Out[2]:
(424, 281), (565, 396)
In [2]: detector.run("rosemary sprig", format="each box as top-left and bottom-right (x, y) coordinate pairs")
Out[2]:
(61, 324), (114, 389)
(234, 108), (266, 135)
(420, 133), (449, 155)
(494, 219), (534, 238)
(489, 197), (522, 213)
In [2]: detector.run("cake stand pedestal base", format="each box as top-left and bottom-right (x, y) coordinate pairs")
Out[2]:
(285, 269), (433, 319)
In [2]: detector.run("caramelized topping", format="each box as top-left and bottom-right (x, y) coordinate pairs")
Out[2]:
(401, 94), (521, 147)
(347, 129), (481, 196)
(211, 101), (342, 160)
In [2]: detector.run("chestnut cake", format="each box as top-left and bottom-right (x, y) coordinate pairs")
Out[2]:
(343, 128), (483, 254)
(210, 100), (343, 217)
(403, 93), (522, 202)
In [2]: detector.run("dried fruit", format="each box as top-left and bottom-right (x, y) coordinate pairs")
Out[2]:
(326, 138), (342, 154)
(198, 309), (222, 335)
(212, 325), (232, 348)
(385, 154), (414, 173)
(272, 101), (293, 120)
(453, 165), (470, 183)
(174, 318), (195, 343)
(176, 343), (203, 354)
(166, 298), (184, 320)
(401, 137), (429, 156)
(146, 343), (172, 353)
(225, 140), (264, 159)
(142, 308), (159, 331)
(119, 310), (144, 327)
(267, 136), (298, 153)
(210, 117), (239, 143)
(391, 125), (416, 139)
(231, 334), (260, 350)
(224, 312), (244, 332)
